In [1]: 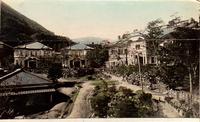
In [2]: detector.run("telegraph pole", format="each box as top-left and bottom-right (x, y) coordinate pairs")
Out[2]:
(137, 53), (143, 92)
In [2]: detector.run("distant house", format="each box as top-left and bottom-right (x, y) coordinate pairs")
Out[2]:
(0, 41), (13, 68)
(61, 43), (94, 68)
(14, 41), (54, 69)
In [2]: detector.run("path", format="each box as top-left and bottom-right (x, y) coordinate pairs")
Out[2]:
(159, 102), (180, 117)
(108, 73), (166, 101)
(67, 81), (94, 118)
(106, 73), (180, 118)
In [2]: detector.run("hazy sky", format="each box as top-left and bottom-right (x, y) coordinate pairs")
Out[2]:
(2, 0), (200, 40)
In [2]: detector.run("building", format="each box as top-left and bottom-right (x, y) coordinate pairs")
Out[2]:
(107, 39), (131, 68)
(0, 69), (55, 118)
(106, 33), (150, 68)
(0, 41), (13, 68)
(14, 41), (54, 69)
(61, 43), (93, 68)
(0, 69), (76, 118)
(129, 37), (148, 65)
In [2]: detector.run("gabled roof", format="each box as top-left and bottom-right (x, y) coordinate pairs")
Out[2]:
(15, 41), (52, 50)
(0, 69), (52, 86)
(67, 43), (93, 50)
(0, 41), (13, 48)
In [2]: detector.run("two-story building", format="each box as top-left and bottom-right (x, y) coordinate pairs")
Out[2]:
(106, 33), (153, 68)
(107, 39), (131, 68)
(61, 43), (93, 68)
(129, 37), (148, 65)
(14, 41), (54, 69)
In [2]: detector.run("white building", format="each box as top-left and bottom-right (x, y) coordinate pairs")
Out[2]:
(106, 33), (157, 68)
(129, 37), (148, 65)
(14, 41), (53, 68)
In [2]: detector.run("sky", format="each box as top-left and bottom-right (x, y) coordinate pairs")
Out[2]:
(2, 0), (200, 40)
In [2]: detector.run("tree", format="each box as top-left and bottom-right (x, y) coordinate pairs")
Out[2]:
(139, 19), (164, 86)
(158, 27), (199, 91)
(145, 19), (164, 57)
(47, 63), (63, 82)
(108, 92), (138, 117)
(91, 84), (156, 118)
(86, 44), (109, 68)
(91, 91), (110, 117)
(91, 81), (110, 118)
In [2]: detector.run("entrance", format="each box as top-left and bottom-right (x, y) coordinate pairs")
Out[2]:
(74, 60), (80, 68)
(29, 60), (37, 69)
(25, 58), (38, 69)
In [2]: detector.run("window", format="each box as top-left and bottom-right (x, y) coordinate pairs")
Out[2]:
(111, 50), (114, 54)
(40, 50), (43, 56)
(135, 45), (140, 50)
(124, 49), (128, 54)
(81, 60), (85, 66)
(25, 51), (28, 56)
(32, 51), (35, 56)
(151, 57), (155, 64)
(20, 50), (23, 56)
(118, 49), (123, 55)
(16, 60), (19, 65)
(35, 51), (37, 56)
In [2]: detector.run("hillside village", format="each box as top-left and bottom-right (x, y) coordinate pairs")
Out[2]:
(0, 1), (199, 119)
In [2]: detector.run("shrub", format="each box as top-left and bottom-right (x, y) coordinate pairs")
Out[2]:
(47, 63), (63, 82)
(91, 84), (155, 118)
(91, 91), (110, 117)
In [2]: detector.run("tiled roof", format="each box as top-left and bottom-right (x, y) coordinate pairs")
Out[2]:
(0, 88), (55, 96)
(15, 41), (52, 50)
(67, 43), (93, 50)
(0, 69), (52, 86)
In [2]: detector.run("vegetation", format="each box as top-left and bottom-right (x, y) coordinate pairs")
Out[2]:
(91, 80), (118, 86)
(157, 22), (199, 89)
(1, 2), (73, 49)
(144, 19), (164, 56)
(90, 80), (155, 118)
(86, 44), (109, 68)
(47, 63), (63, 82)
(143, 18), (199, 90)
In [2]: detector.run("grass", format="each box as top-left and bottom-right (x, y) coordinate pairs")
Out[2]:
(64, 75), (96, 81)
(91, 80), (118, 86)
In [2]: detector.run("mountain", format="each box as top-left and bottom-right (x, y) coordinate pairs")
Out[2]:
(72, 37), (106, 44)
(0, 2), (73, 50)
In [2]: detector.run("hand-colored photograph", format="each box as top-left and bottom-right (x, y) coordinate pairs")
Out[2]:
(0, 0), (199, 120)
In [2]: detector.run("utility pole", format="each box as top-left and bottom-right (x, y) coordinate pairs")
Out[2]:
(137, 53), (143, 92)
(125, 48), (128, 65)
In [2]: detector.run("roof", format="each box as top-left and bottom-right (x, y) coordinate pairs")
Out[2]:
(0, 41), (13, 48)
(162, 27), (175, 36)
(67, 43), (93, 50)
(0, 88), (55, 97)
(15, 41), (52, 50)
(0, 69), (52, 86)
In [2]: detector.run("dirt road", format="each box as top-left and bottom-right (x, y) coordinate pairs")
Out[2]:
(67, 81), (94, 118)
